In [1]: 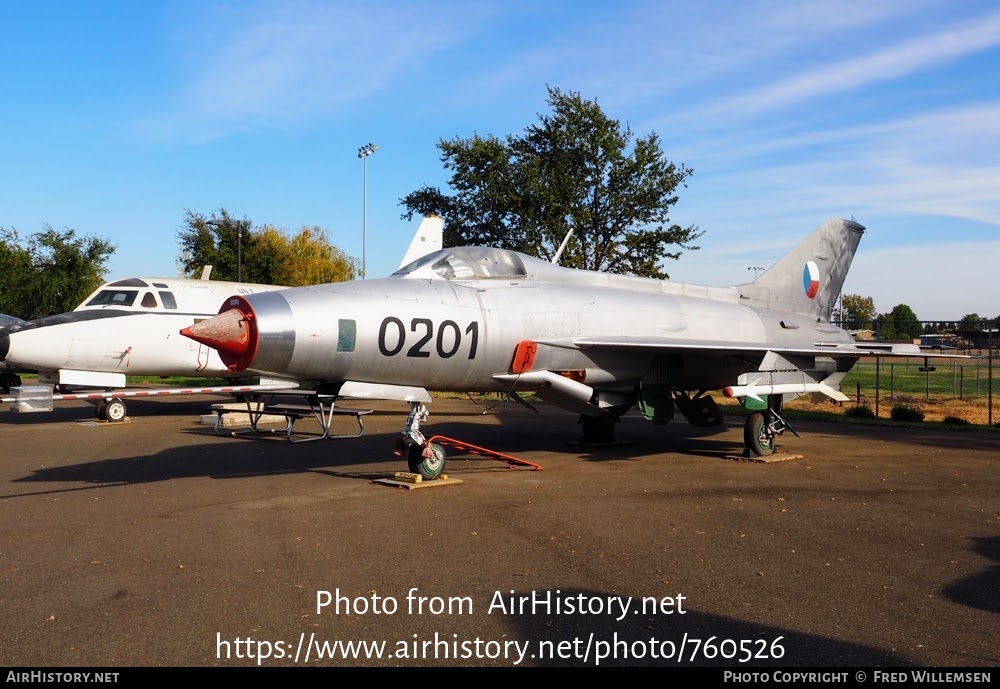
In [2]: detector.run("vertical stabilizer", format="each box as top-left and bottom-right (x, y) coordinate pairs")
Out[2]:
(398, 215), (444, 269)
(736, 218), (864, 321)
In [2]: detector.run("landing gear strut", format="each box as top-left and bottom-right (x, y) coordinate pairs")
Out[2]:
(394, 403), (447, 481)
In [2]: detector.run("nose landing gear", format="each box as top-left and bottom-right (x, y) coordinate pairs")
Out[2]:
(394, 403), (447, 481)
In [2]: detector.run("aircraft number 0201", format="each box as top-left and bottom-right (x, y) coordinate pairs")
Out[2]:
(378, 317), (480, 359)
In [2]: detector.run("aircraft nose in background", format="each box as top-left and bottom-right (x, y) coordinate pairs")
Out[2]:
(180, 308), (251, 357)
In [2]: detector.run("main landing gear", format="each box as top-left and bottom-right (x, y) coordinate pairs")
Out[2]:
(578, 413), (618, 444)
(742, 396), (798, 457)
(95, 397), (127, 423)
(577, 405), (630, 444)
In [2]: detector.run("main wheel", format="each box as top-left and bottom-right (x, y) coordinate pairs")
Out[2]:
(104, 398), (127, 423)
(95, 401), (108, 420)
(744, 412), (774, 456)
(407, 442), (447, 481)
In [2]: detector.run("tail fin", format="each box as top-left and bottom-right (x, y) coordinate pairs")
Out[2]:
(398, 215), (444, 269)
(736, 218), (864, 321)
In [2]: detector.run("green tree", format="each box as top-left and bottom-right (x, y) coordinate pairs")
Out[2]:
(957, 313), (982, 337)
(177, 210), (356, 286)
(400, 86), (701, 278)
(0, 226), (115, 319)
(877, 312), (897, 341)
(0, 229), (33, 317)
(249, 226), (297, 285)
(881, 304), (921, 340)
(279, 227), (356, 285)
(840, 293), (876, 330)
(176, 209), (252, 282)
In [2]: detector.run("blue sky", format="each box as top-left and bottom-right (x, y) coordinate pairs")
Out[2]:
(1, 1), (997, 320)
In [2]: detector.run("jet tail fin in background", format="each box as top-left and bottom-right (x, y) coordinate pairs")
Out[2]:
(735, 218), (864, 321)
(398, 215), (444, 269)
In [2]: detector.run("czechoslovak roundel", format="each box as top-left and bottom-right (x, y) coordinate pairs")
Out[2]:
(803, 261), (820, 299)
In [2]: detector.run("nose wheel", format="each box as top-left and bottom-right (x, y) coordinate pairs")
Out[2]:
(395, 403), (448, 481)
(406, 442), (447, 481)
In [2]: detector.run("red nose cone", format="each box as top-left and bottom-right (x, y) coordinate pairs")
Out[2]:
(180, 308), (251, 357)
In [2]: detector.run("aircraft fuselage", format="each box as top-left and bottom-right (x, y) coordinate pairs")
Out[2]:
(217, 273), (852, 393)
(0, 278), (285, 382)
(0, 310), (230, 376)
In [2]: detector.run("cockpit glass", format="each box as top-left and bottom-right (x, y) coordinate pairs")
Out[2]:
(158, 291), (178, 309)
(392, 247), (526, 280)
(84, 290), (138, 307)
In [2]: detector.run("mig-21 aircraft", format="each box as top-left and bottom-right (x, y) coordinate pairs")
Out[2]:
(181, 218), (934, 479)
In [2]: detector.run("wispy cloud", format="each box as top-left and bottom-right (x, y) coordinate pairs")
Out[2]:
(678, 100), (1000, 228)
(454, 1), (940, 116)
(131, 1), (497, 143)
(683, 101), (1000, 162)
(697, 10), (1000, 120)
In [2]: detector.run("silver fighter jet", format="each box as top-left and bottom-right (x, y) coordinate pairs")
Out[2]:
(182, 218), (927, 478)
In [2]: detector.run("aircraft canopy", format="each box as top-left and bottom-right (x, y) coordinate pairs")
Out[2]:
(393, 247), (527, 280)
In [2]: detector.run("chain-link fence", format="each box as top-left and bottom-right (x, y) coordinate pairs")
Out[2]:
(832, 320), (997, 425)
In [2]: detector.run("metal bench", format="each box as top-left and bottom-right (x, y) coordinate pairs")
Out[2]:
(211, 393), (373, 443)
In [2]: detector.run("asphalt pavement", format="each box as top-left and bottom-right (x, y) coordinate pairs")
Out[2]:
(0, 396), (996, 667)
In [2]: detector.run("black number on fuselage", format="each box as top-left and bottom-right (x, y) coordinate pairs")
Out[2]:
(436, 320), (461, 358)
(407, 318), (433, 358)
(377, 317), (405, 356)
(465, 321), (478, 359)
(377, 317), (480, 359)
